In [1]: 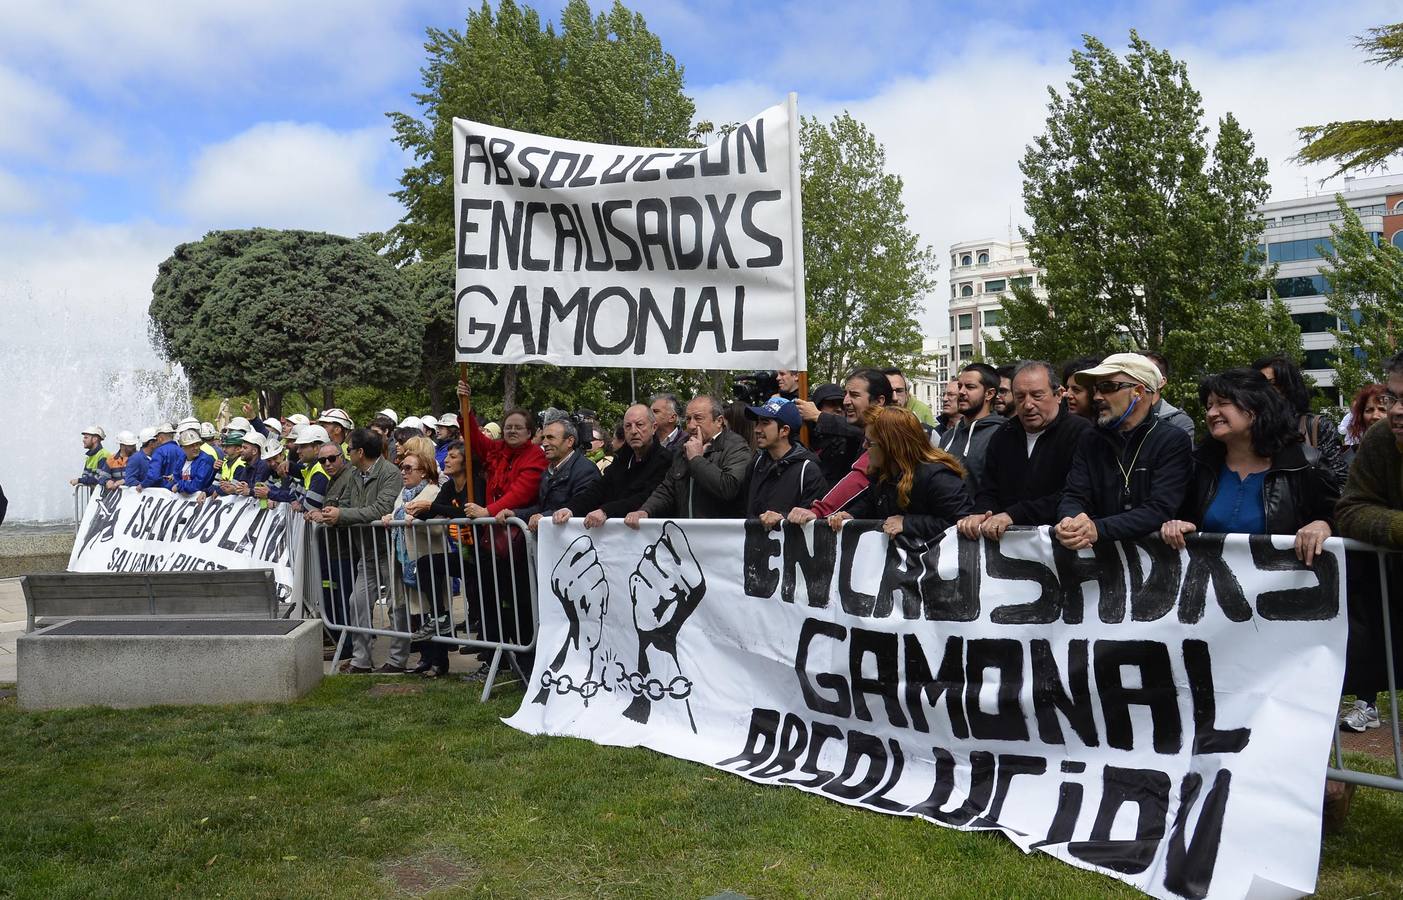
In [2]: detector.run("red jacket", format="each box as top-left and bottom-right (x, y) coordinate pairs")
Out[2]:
(467, 412), (546, 515)
(810, 450), (872, 517)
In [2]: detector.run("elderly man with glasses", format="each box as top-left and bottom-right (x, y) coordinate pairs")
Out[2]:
(1054, 352), (1192, 550)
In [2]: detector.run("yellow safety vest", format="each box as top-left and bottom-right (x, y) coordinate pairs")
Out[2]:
(219, 456), (246, 482)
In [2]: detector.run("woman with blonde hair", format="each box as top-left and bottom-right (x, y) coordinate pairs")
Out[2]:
(829, 407), (973, 539)
(378, 445), (441, 674)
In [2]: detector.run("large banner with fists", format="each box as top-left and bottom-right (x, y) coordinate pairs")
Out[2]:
(507, 521), (1351, 900)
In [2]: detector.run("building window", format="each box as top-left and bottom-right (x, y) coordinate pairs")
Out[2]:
(1266, 236), (1337, 263)
(1290, 312), (1338, 333)
(1010, 275), (1033, 289)
(1394, 199), (1403, 214)
(1274, 274), (1330, 298)
(977, 251), (989, 265)
(959, 343), (974, 360)
(983, 309), (1004, 326)
(960, 283), (974, 297)
(1393, 231), (1403, 250)
(983, 278), (1006, 293)
(958, 313), (973, 330)
(1302, 348), (1335, 369)
(960, 253), (972, 266)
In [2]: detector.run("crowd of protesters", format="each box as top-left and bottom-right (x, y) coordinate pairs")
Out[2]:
(68, 351), (1403, 767)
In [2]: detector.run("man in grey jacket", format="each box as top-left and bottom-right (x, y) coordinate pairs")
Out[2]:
(626, 395), (752, 524)
(315, 428), (403, 673)
(936, 362), (1008, 496)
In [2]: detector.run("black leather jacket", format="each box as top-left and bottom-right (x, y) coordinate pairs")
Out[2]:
(848, 460), (974, 541)
(1180, 439), (1340, 533)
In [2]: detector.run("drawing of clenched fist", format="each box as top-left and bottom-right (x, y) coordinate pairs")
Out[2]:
(534, 534), (609, 705)
(624, 521), (705, 727)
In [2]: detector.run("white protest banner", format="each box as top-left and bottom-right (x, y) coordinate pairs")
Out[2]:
(452, 97), (806, 370)
(69, 488), (298, 599)
(507, 521), (1349, 900)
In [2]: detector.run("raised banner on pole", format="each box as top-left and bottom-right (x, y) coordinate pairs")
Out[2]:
(452, 100), (805, 370)
(68, 489), (299, 599)
(507, 521), (1348, 900)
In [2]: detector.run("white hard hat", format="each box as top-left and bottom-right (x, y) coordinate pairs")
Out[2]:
(287, 413), (310, 427)
(138, 427), (158, 445)
(176, 416), (200, 433)
(295, 424), (331, 445)
(81, 425), (106, 439)
(399, 415), (423, 432)
(317, 408), (353, 429)
(156, 422), (176, 435)
(199, 422), (217, 439)
(177, 429), (202, 447)
(116, 430), (137, 446)
(241, 431), (265, 447)
(420, 414), (438, 430)
(261, 436), (286, 461)
(437, 413), (460, 429)
(377, 408), (399, 425)
(227, 416), (253, 433)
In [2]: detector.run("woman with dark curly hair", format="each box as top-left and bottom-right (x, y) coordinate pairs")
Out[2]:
(827, 406), (973, 540)
(1161, 368), (1339, 564)
(1343, 383), (1391, 466)
(1254, 354), (1348, 485)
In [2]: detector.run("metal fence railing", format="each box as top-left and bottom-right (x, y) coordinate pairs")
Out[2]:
(73, 483), (96, 526)
(1329, 539), (1403, 792)
(300, 516), (538, 702)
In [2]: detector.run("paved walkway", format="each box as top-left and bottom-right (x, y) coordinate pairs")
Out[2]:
(0, 578), (24, 683)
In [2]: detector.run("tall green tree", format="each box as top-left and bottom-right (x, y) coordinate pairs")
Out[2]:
(1004, 31), (1300, 412)
(1325, 198), (1403, 399)
(385, 0), (694, 409)
(800, 112), (936, 383)
(149, 230), (422, 418)
(1296, 23), (1403, 176)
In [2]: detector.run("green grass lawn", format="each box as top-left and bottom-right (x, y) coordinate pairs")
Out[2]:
(1, 678), (1399, 899)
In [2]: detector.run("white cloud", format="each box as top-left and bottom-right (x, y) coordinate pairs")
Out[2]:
(0, 62), (73, 157)
(0, 167), (38, 215)
(176, 121), (403, 235)
(691, 4), (1402, 336)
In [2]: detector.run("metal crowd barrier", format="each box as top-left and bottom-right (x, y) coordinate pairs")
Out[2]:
(299, 516), (538, 702)
(1329, 539), (1403, 792)
(73, 483), (96, 526)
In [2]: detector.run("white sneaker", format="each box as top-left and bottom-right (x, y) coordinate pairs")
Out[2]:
(1340, 699), (1381, 732)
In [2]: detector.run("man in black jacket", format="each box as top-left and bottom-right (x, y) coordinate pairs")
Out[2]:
(504, 416), (601, 531)
(1055, 353), (1192, 548)
(958, 359), (1092, 540)
(553, 404), (672, 528)
(794, 369), (893, 485)
(745, 399), (828, 525)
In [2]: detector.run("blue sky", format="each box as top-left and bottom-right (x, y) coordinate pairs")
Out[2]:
(0, 0), (1397, 338)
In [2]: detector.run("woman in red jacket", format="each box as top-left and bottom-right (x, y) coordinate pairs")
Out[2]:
(457, 380), (546, 672)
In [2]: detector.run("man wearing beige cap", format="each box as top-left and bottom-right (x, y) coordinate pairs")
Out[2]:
(1054, 352), (1192, 549)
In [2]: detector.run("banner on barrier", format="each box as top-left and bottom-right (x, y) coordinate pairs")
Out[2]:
(68, 488), (298, 599)
(507, 521), (1348, 900)
(452, 99), (806, 370)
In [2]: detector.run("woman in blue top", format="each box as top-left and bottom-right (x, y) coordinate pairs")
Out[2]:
(1161, 368), (1338, 564)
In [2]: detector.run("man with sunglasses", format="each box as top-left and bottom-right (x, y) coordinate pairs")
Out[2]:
(1054, 352), (1192, 550)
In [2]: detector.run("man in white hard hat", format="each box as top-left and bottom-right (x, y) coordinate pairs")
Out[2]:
(100, 431), (139, 490)
(70, 425), (111, 488)
(149, 422), (183, 489)
(317, 408), (353, 450)
(122, 427), (159, 489)
(254, 433), (298, 505)
(420, 414), (438, 434)
(173, 429), (217, 496)
(219, 432), (270, 498)
(1054, 352), (1192, 550)
(292, 424), (333, 510)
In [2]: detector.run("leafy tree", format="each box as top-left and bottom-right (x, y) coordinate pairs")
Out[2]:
(1325, 198), (1403, 400)
(386, 0), (694, 408)
(1004, 31), (1300, 414)
(1295, 23), (1403, 177)
(150, 230), (422, 419)
(401, 252), (458, 415)
(800, 112), (936, 383)
(386, 0), (694, 267)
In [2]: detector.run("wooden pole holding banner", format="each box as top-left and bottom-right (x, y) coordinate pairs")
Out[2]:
(458, 362), (477, 505)
(787, 92), (810, 448)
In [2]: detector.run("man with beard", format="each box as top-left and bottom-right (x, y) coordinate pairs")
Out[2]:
(1054, 353), (1191, 548)
(958, 360), (1091, 540)
(936, 363), (1007, 495)
(995, 365), (1017, 417)
(553, 403), (672, 528)
(794, 368), (893, 486)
